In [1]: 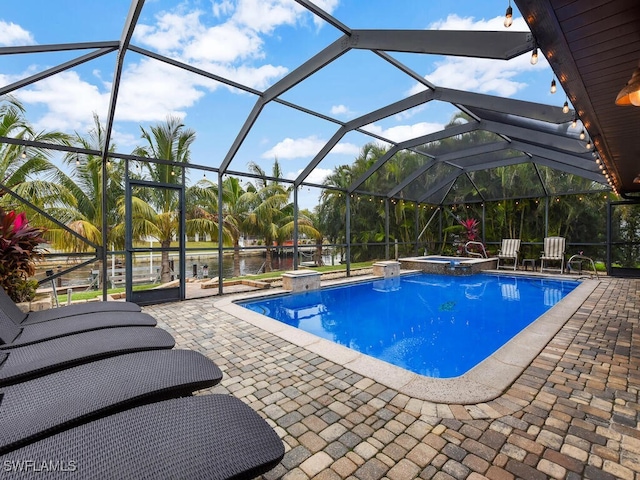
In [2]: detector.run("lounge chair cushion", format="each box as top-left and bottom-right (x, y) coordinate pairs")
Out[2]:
(0, 287), (141, 326)
(0, 395), (285, 480)
(0, 326), (175, 386)
(1, 311), (157, 348)
(0, 349), (222, 453)
(21, 300), (142, 325)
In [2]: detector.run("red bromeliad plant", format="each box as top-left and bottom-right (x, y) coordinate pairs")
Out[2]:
(459, 218), (479, 242)
(457, 217), (485, 256)
(0, 207), (47, 302)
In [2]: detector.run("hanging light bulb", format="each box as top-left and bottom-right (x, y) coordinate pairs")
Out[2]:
(21, 150), (27, 159)
(550, 79), (557, 94)
(562, 99), (569, 114)
(572, 116), (577, 128)
(530, 47), (539, 65)
(76, 155), (80, 166)
(579, 129), (586, 140)
(586, 139), (592, 149)
(504, 0), (513, 28)
(615, 62), (640, 106)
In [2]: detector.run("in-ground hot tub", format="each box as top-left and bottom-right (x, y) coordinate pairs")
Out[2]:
(399, 255), (497, 275)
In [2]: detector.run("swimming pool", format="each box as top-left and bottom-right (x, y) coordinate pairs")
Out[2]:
(237, 273), (579, 378)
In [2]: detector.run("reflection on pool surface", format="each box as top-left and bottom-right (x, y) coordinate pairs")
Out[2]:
(237, 273), (579, 378)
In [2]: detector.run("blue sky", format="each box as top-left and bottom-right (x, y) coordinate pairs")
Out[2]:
(1, 0), (572, 209)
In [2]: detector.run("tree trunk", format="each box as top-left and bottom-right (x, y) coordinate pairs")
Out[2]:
(233, 240), (240, 278)
(265, 246), (272, 272)
(315, 241), (324, 266)
(161, 239), (172, 283)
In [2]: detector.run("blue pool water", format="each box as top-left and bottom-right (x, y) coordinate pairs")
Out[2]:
(237, 273), (579, 378)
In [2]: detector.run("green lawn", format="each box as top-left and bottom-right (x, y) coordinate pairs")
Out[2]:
(56, 261), (377, 302)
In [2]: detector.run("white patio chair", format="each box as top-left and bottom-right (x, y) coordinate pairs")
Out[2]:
(496, 239), (521, 271)
(540, 236), (566, 273)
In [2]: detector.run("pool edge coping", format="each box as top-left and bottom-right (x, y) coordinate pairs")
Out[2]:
(214, 273), (599, 405)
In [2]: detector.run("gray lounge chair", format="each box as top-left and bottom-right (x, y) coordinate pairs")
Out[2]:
(0, 395), (284, 480)
(0, 326), (175, 386)
(0, 287), (141, 325)
(1, 307), (157, 348)
(0, 349), (222, 454)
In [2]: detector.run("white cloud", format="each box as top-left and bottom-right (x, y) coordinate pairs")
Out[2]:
(394, 104), (427, 121)
(0, 20), (34, 46)
(428, 13), (530, 32)
(262, 135), (359, 159)
(262, 136), (324, 159)
(330, 142), (360, 156)
(183, 23), (264, 63)
(407, 14), (541, 98)
(18, 71), (109, 132)
(14, 49), (287, 132)
(116, 60), (205, 122)
(208, 63), (289, 90)
(330, 104), (353, 116)
(309, 0), (340, 29)
(286, 167), (333, 185)
(362, 122), (444, 143)
(134, 11), (204, 55)
(412, 56), (532, 97)
(232, 0), (302, 34)
(212, 0), (234, 18)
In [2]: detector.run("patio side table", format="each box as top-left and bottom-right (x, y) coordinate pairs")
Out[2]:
(522, 258), (536, 271)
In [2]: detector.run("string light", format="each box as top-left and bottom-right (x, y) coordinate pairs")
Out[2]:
(504, 0), (513, 28)
(530, 47), (539, 65)
(550, 79), (557, 94)
(572, 116), (577, 129)
(562, 99), (569, 114)
(21, 150), (27, 159)
(586, 139), (592, 149)
(579, 129), (586, 140)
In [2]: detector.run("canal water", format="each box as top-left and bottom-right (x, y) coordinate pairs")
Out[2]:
(38, 249), (344, 288)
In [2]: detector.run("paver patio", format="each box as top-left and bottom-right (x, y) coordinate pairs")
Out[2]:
(144, 276), (640, 480)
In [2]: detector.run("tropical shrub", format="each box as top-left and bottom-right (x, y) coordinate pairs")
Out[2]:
(0, 208), (46, 302)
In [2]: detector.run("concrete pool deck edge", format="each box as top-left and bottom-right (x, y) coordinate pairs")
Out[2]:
(214, 274), (599, 405)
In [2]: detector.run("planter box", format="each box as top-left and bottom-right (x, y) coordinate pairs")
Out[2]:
(16, 295), (52, 313)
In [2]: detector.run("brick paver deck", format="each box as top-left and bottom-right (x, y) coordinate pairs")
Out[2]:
(144, 277), (640, 480)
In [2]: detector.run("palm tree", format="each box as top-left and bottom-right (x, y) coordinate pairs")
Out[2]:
(243, 160), (320, 272)
(220, 176), (251, 277)
(129, 116), (196, 283)
(45, 114), (124, 252)
(243, 161), (291, 272)
(319, 164), (353, 260)
(0, 96), (74, 213)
